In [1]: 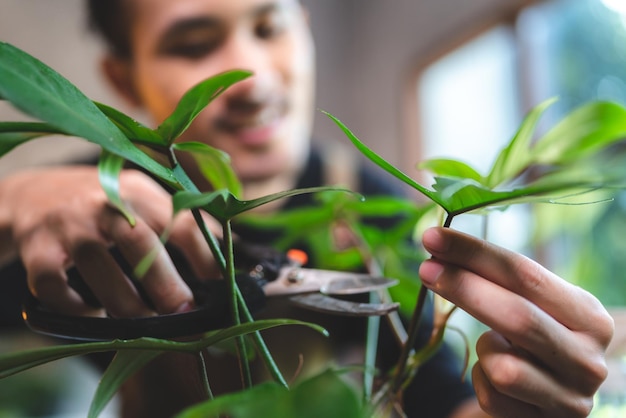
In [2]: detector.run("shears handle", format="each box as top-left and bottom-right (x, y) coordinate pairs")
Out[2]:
(22, 272), (265, 341)
(64, 241), (286, 310)
(22, 243), (273, 341)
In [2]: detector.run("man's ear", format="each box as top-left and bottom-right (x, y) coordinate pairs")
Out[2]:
(101, 55), (142, 107)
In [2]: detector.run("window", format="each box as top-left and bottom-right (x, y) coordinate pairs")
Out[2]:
(415, 2), (626, 397)
(415, 1), (626, 304)
(416, 25), (529, 252)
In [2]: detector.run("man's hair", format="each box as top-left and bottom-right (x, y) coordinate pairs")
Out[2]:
(86, 0), (133, 58)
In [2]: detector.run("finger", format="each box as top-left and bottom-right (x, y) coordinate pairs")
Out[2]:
(20, 231), (103, 317)
(421, 227), (613, 347)
(118, 171), (220, 280)
(168, 210), (221, 280)
(72, 239), (155, 318)
(471, 362), (540, 418)
(475, 330), (595, 418)
(102, 210), (194, 314)
(420, 257), (609, 389)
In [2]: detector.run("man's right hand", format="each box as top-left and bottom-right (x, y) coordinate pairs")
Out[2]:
(0, 166), (219, 318)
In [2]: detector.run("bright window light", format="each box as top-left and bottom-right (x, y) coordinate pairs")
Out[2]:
(601, 0), (626, 15)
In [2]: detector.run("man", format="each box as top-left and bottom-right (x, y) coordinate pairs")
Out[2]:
(0, 0), (613, 417)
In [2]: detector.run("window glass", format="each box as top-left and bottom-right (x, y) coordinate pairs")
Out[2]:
(418, 25), (529, 251)
(419, 26), (520, 174)
(519, 0), (626, 306)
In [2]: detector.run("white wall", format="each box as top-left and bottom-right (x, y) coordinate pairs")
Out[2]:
(306, 0), (536, 170)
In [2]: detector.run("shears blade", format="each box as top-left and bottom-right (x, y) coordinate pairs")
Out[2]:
(262, 266), (398, 297)
(289, 293), (400, 317)
(259, 266), (400, 317)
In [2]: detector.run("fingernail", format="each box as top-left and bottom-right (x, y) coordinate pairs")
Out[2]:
(175, 301), (195, 313)
(419, 259), (444, 286)
(422, 227), (449, 254)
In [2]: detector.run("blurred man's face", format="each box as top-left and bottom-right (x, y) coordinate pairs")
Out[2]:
(120, 0), (315, 184)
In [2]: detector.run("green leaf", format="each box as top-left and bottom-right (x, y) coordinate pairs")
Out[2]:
(0, 319), (327, 379)
(176, 369), (366, 418)
(328, 102), (626, 217)
(156, 70), (252, 144)
(0, 121), (69, 157)
(530, 101), (626, 165)
(418, 158), (484, 183)
(0, 42), (174, 185)
(0, 132), (45, 156)
(173, 186), (353, 222)
(88, 350), (161, 418)
(486, 97), (557, 188)
(98, 150), (136, 225)
(95, 102), (165, 146)
(0, 121), (66, 135)
(430, 152), (626, 216)
(173, 141), (242, 197)
(323, 110), (441, 205)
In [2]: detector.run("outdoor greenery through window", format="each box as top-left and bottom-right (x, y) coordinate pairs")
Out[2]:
(418, 0), (626, 306)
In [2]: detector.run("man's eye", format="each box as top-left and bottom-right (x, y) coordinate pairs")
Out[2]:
(255, 16), (287, 39)
(163, 41), (218, 59)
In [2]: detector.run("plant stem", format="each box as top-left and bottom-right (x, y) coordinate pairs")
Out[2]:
(443, 213), (453, 228)
(197, 350), (214, 400)
(390, 284), (428, 394)
(191, 209), (226, 272)
(235, 288), (288, 387)
(223, 220), (252, 389)
(364, 291), (381, 403)
(191, 209), (287, 387)
(389, 212), (454, 395)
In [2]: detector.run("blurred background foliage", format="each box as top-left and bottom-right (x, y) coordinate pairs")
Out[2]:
(528, 0), (626, 306)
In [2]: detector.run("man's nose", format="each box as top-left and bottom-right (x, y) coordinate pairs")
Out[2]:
(217, 34), (277, 99)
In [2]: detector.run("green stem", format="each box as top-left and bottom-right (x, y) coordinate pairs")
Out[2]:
(390, 284), (428, 394)
(364, 291), (381, 403)
(191, 209), (286, 388)
(191, 209), (225, 272)
(236, 289), (288, 388)
(223, 220), (252, 389)
(390, 213), (454, 395)
(197, 350), (214, 400)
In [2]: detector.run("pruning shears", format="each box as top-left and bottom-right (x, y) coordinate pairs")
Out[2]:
(22, 242), (399, 341)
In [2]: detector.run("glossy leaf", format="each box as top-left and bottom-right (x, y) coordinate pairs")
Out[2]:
(173, 141), (242, 197)
(327, 103), (626, 217)
(88, 350), (162, 418)
(0, 42), (174, 185)
(0, 132), (46, 157)
(0, 121), (69, 157)
(177, 369), (366, 418)
(173, 186), (353, 222)
(239, 193), (426, 259)
(418, 158), (484, 183)
(95, 102), (165, 146)
(0, 121), (65, 135)
(0, 319), (327, 379)
(323, 110), (440, 205)
(98, 150), (136, 225)
(486, 97), (557, 188)
(156, 70), (252, 144)
(431, 153), (626, 216)
(530, 101), (626, 165)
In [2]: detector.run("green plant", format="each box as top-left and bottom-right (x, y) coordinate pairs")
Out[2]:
(242, 100), (626, 412)
(2, 40), (626, 417)
(0, 41), (339, 417)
